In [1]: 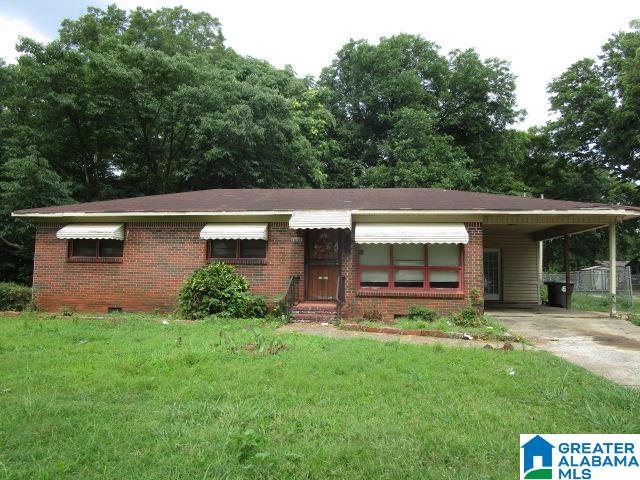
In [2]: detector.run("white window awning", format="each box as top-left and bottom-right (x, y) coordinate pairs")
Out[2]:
(200, 223), (268, 240)
(57, 224), (125, 240)
(289, 210), (352, 230)
(355, 223), (469, 244)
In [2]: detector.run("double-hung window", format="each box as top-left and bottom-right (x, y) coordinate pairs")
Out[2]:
(358, 244), (462, 290)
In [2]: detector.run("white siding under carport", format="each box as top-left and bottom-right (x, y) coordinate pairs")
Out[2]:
(484, 233), (539, 304)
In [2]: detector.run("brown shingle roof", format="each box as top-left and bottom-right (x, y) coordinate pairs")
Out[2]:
(12, 188), (637, 215)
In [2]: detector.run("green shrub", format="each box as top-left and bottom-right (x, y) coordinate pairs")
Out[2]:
(407, 305), (438, 322)
(451, 305), (486, 328)
(0, 282), (32, 311)
(177, 263), (266, 319)
(231, 292), (267, 319)
(450, 288), (485, 327)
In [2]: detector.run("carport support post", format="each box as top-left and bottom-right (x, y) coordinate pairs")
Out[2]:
(563, 235), (571, 309)
(610, 222), (617, 317)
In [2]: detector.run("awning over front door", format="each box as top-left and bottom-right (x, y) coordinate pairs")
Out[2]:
(200, 223), (268, 240)
(56, 224), (125, 240)
(354, 223), (469, 244)
(289, 210), (352, 230)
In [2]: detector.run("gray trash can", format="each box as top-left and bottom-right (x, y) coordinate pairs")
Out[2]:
(544, 281), (573, 308)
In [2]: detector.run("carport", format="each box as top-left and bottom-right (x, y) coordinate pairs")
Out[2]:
(482, 209), (640, 316)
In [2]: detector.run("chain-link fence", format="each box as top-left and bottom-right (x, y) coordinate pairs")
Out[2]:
(542, 267), (634, 305)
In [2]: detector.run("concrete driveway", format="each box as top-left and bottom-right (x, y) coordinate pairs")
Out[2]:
(488, 306), (640, 387)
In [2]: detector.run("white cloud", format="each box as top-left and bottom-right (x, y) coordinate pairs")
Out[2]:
(0, 14), (48, 64)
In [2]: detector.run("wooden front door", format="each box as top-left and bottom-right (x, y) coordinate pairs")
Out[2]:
(307, 265), (338, 301)
(305, 230), (340, 301)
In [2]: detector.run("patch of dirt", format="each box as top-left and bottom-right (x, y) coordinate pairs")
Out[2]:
(589, 333), (640, 351)
(278, 323), (519, 350)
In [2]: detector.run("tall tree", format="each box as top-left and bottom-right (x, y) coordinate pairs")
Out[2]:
(527, 20), (640, 270)
(319, 34), (525, 192)
(2, 5), (326, 200)
(0, 153), (73, 284)
(546, 20), (640, 181)
(358, 108), (476, 188)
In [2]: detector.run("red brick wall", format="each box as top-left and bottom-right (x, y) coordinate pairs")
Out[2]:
(32, 221), (483, 319)
(340, 222), (484, 322)
(33, 222), (304, 313)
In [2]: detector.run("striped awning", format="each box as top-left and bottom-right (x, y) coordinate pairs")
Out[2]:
(200, 223), (268, 240)
(56, 224), (125, 240)
(355, 223), (469, 244)
(289, 210), (352, 229)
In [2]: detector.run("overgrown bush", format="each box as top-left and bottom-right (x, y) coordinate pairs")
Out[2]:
(233, 292), (267, 319)
(451, 305), (486, 327)
(407, 305), (438, 322)
(177, 263), (267, 319)
(0, 282), (32, 311)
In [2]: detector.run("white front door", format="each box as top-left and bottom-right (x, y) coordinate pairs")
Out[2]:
(483, 248), (501, 301)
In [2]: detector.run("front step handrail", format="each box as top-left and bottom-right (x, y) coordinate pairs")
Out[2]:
(281, 275), (300, 316)
(335, 275), (345, 319)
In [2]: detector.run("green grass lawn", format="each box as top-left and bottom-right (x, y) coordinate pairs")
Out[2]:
(1, 313), (639, 479)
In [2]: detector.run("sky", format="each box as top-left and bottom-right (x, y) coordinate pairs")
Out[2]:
(0, 0), (637, 128)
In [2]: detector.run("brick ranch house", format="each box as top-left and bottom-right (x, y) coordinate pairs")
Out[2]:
(13, 188), (640, 321)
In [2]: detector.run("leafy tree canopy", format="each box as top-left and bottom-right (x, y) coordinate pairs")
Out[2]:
(2, 4), (324, 201)
(319, 34), (525, 192)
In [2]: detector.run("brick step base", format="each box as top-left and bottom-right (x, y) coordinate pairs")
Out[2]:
(290, 302), (337, 323)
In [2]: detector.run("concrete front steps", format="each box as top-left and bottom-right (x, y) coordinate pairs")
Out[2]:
(290, 302), (338, 322)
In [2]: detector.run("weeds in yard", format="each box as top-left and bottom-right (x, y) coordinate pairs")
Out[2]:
(628, 313), (640, 326)
(58, 306), (74, 316)
(450, 288), (485, 327)
(211, 324), (287, 355)
(362, 304), (383, 322)
(406, 305), (438, 322)
(569, 292), (634, 312)
(243, 327), (287, 355)
(357, 311), (510, 339)
(233, 428), (273, 471)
